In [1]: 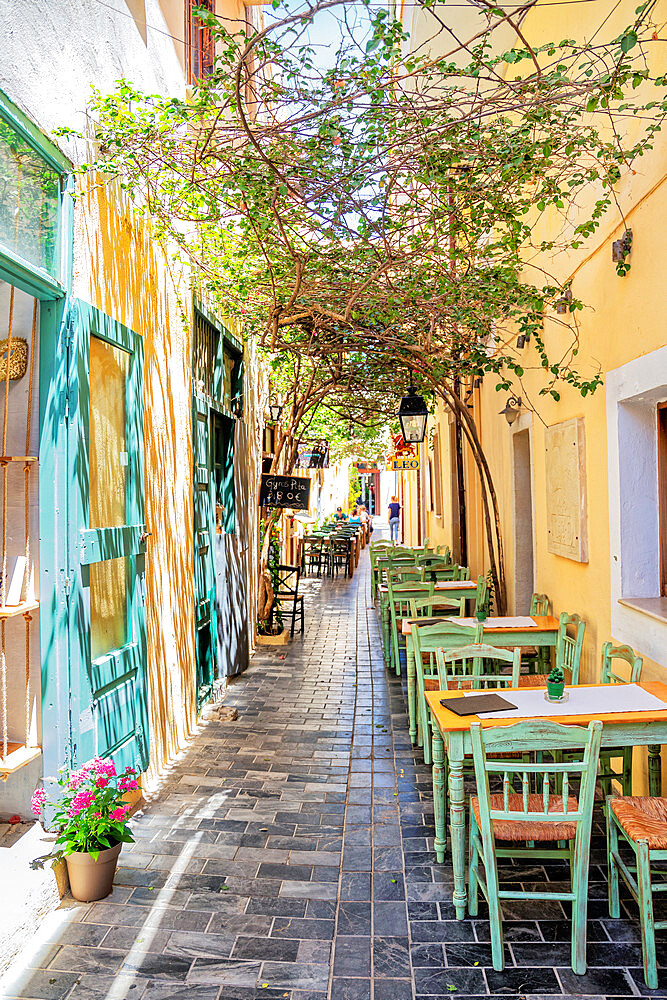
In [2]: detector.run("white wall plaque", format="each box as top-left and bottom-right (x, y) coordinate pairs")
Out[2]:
(545, 417), (588, 562)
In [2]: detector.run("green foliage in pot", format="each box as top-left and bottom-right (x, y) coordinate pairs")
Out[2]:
(30, 758), (138, 862)
(546, 665), (566, 699)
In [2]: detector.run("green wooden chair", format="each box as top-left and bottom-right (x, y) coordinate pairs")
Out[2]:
(531, 592), (550, 615)
(474, 574), (490, 616)
(387, 579), (434, 676)
(607, 794), (667, 989)
(423, 563), (471, 582)
(555, 612), (586, 684)
(418, 559), (452, 581)
(469, 719), (602, 973)
(416, 552), (452, 568)
(599, 642), (643, 797)
(437, 643), (521, 691)
(409, 595), (465, 619)
(522, 593), (551, 674)
(411, 618), (482, 763)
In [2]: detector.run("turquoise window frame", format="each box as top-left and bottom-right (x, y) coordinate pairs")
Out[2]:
(0, 89), (73, 299)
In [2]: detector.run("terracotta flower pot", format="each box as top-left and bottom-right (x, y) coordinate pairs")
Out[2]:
(65, 841), (122, 902)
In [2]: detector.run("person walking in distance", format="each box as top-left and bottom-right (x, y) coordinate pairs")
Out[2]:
(388, 495), (401, 543)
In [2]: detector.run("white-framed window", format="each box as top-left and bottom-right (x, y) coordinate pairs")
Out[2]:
(607, 344), (667, 667)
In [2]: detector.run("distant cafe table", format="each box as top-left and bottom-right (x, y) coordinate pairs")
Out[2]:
(425, 681), (667, 921)
(402, 614), (560, 747)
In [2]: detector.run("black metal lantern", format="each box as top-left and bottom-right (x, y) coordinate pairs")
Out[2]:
(268, 402), (283, 423)
(398, 385), (429, 444)
(499, 395), (522, 426)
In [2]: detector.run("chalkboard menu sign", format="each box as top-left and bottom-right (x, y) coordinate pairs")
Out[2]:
(259, 474), (311, 510)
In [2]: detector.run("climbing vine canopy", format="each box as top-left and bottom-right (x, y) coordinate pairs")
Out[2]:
(79, 0), (666, 405)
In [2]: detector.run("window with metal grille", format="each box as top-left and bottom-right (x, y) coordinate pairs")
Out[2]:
(184, 0), (216, 84)
(193, 310), (217, 398)
(193, 309), (243, 413)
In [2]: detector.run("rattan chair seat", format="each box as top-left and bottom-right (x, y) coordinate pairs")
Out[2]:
(518, 674), (548, 688)
(610, 796), (667, 849)
(471, 793), (579, 841)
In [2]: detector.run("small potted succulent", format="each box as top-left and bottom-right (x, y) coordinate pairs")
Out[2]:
(546, 665), (566, 702)
(31, 757), (138, 902)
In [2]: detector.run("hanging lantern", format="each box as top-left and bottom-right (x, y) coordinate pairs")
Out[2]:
(268, 402), (283, 423)
(499, 395), (522, 426)
(398, 385), (429, 444)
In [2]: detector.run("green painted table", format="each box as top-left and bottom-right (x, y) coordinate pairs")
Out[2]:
(425, 681), (667, 921)
(403, 615), (559, 750)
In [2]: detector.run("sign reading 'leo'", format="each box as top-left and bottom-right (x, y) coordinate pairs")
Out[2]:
(259, 474), (311, 511)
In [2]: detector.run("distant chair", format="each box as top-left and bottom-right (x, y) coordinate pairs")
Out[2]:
(271, 564), (304, 637)
(523, 593), (552, 674)
(474, 574), (490, 617)
(330, 537), (351, 578)
(530, 593), (550, 616)
(599, 642), (643, 796)
(555, 612), (586, 684)
(303, 535), (326, 578)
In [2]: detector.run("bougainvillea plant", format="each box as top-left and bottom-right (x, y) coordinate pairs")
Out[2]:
(31, 757), (138, 861)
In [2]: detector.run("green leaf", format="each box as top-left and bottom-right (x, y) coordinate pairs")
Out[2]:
(620, 31), (638, 53)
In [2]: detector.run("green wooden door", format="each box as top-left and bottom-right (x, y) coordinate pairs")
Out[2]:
(193, 391), (215, 704)
(67, 301), (149, 772)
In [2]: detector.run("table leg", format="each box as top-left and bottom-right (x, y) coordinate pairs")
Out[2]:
(448, 735), (467, 920)
(648, 745), (662, 796)
(407, 635), (417, 745)
(381, 597), (390, 665)
(432, 728), (447, 862)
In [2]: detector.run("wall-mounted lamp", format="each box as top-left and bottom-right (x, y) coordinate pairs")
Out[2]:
(268, 402), (283, 423)
(554, 288), (572, 315)
(499, 395), (522, 426)
(612, 229), (632, 262)
(612, 229), (632, 276)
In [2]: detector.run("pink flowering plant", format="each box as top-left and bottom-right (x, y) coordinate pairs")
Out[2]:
(30, 757), (138, 861)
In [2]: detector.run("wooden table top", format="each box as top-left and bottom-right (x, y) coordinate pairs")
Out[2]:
(402, 614), (559, 636)
(425, 681), (667, 733)
(379, 580), (477, 595)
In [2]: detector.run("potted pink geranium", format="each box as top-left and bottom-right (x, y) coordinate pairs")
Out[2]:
(31, 757), (139, 902)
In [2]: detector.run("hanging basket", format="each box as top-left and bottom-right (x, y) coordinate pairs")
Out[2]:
(0, 338), (29, 381)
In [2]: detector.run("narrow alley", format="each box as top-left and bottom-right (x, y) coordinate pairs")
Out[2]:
(0, 540), (655, 1000)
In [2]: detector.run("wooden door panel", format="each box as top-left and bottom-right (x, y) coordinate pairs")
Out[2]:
(67, 301), (148, 773)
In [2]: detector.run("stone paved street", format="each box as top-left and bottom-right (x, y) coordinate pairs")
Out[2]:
(1, 542), (663, 1000)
